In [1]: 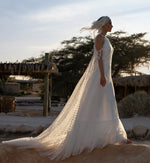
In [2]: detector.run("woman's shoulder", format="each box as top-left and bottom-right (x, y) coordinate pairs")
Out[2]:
(95, 33), (105, 39)
(95, 34), (105, 44)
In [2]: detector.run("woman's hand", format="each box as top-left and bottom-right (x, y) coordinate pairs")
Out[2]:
(100, 76), (106, 87)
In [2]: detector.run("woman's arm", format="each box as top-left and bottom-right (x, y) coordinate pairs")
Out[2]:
(95, 35), (106, 87)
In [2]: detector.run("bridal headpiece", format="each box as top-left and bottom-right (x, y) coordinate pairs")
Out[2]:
(80, 16), (111, 35)
(96, 16), (111, 33)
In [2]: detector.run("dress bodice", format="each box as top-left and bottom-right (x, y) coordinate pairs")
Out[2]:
(93, 35), (114, 81)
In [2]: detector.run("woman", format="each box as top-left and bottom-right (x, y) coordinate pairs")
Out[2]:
(2, 16), (133, 160)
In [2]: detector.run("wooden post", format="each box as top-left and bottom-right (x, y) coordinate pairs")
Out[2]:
(134, 85), (137, 92)
(124, 84), (127, 97)
(48, 74), (52, 112)
(43, 53), (49, 116)
(48, 54), (52, 112)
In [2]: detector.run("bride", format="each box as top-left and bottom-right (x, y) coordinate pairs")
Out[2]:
(2, 16), (133, 160)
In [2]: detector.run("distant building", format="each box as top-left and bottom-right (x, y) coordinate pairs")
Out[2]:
(17, 79), (42, 92)
(5, 82), (20, 94)
(113, 75), (150, 101)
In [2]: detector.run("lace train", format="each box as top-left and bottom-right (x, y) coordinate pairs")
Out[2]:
(2, 35), (127, 160)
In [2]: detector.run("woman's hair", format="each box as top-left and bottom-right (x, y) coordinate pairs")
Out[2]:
(80, 16), (111, 37)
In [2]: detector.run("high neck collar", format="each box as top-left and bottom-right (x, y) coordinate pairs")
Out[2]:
(99, 33), (106, 38)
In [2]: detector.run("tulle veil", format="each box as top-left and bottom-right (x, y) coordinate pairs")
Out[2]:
(2, 45), (98, 160)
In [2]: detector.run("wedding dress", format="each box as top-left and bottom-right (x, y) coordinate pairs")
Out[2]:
(2, 34), (127, 160)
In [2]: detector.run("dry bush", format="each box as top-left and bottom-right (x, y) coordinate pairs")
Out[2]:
(118, 90), (150, 118)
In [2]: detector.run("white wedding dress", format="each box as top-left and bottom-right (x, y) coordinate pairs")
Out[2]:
(2, 34), (127, 160)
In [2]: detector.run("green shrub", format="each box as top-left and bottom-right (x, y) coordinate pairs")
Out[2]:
(118, 90), (150, 118)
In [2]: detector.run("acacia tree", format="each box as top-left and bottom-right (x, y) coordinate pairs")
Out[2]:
(22, 31), (150, 97)
(48, 36), (94, 96)
(108, 31), (150, 76)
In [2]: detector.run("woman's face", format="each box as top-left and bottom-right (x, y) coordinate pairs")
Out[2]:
(104, 20), (113, 32)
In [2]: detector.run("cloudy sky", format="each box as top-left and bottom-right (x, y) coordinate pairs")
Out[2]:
(0, 0), (150, 73)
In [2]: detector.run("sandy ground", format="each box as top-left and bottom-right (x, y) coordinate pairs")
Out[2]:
(0, 95), (150, 162)
(0, 143), (149, 163)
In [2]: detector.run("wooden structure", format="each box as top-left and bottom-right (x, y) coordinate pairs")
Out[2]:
(0, 96), (15, 113)
(0, 53), (59, 116)
(113, 75), (150, 101)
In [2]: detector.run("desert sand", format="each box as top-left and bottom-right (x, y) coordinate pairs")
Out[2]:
(0, 143), (150, 163)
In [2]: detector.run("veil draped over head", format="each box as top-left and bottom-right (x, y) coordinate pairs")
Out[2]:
(80, 16), (111, 37)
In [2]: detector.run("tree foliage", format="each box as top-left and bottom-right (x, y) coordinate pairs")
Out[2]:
(108, 31), (150, 76)
(22, 31), (150, 97)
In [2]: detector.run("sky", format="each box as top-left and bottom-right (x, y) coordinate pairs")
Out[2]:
(0, 0), (150, 74)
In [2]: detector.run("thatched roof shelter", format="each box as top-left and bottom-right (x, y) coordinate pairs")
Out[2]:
(0, 62), (59, 76)
(113, 75), (150, 87)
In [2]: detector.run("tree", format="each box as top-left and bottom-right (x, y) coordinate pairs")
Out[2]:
(108, 31), (150, 77)
(48, 36), (94, 97)
(22, 31), (150, 97)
